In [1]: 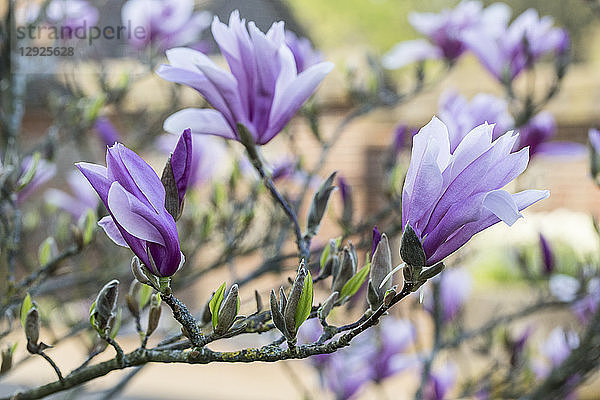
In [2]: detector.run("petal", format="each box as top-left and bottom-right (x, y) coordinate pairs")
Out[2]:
(382, 39), (441, 69)
(170, 129), (192, 205)
(266, 57), (334, 144)
(75, 162), (110, 205)
(107, 143), (165, 213)
(164, 108), (237, 140)
(98, 215), (128, 247)
(426, 189), (549, 264)
(107, 182), (166, 246)
(482, 189), (522, 226)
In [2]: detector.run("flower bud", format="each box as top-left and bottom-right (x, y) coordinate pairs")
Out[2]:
(147, 293), (162, 337)
(371, 226), (382, 259)
(126, 281), (140, 318)
(1, 346), (14, 374)
(332, 246), (356, 293)
(215, 284), (239, 335)
(320, 239), (340, 279)
(131, 256), (158, 288)
(201, 295), (213, 326)
(25, 308), (40, 351)
(94, 280), (119, 331)
(307, 172), (337, 237)
(271, 264), (313, 341)
(368, 234), (392, 310)
(400, 224), (426, 267)
(318, 291), (338, 322)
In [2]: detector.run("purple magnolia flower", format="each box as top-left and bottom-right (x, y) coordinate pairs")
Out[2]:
(402, 117), (549, 266)
(45, 0), (99, 34)
(541, 327), (579, 368)
(516, 112), (585, 158)
(121, 0), (211, 51)
(158, 10), (334, 145)
(45, 171), (98, 219)
(93, 117), (120, 148)
(392, 124), (409, 154)
(156, 131), (225, 189)
(438, 90), (514, 152)
(166, 129), (193, 210)
(423, 362), (458, 400)
(76, 142), (184, 277)
(424, 268), (472, 322)
(539, 233), (554, 275)
(383, 1), (509, 68)
(285, 30), (323, 73)
(367, 318), (416, 382)
(463, 7), (569, 81)
(17, 156), (57, 205)
(323, 352), (371, 400)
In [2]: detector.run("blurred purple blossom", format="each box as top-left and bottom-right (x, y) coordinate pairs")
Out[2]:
(423, 362), (458, 400)
(572, 278), (600, 323)
(156, 131), (225, 189)
(423, 268), (472, 322)
(17, 156), (56, 205)
(539, 233), (554, 275)
(45, 171), (98, 219)
(392, 124), (411, 155)
(121, 0), (211, 51)
(93, 117), (120, 147)
(463, 7), (569, 81)
(540, 327), (579, 369)
(402, 117), (549, 266)
(515, 112), (585, 158)
(438, 90), (514, 152)
(77, 143), (184, 277)
(366, 318), (416, 382)
(159, 10), (334, 145)
(383, 1), (509, 68)
(285, 30), (323, 73)
(45, 0), (99, 34)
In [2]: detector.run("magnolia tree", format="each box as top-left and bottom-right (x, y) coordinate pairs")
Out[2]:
(0, 1), (599, 399)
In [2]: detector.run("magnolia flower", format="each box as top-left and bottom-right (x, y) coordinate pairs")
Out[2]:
(383, 1), (509, 68)
(366, 318), (417, 382)
(402, 117), (549, 266)
(438, 90), (514, 152)
(159, 10), (334, 145)
(285, 30), (323, 73)
(541, 327), (579, 368)
(76, 139), (188, 277)
(423, 268), (472, 322)
(463, 7), (569, 81)
(45, 170), (98, 219)
(515, 112), (585, 158)
(121, 0), (211, 51)
(17, 156), (57, 205)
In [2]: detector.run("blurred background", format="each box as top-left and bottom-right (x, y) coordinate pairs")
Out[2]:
(2, 0), (600, 399)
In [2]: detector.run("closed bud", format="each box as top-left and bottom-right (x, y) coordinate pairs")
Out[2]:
(318, 291), (338, 322)
(94, 280), (119, 331)
(332, 246), (356, 293)
(25, 308), (40, 350)
(215, 284), (239, 335)
(307, 172), (337, 237)
(1, 347), (13, 374)
(71, 225), (84, 250)
(270, 289), (286, 335)
(126, 281), (140, 318)
(320, 239), (339, 278)
(284, 267), (306, 338)
(147, 294), (162, 337)
(400, 224), (426, 267)
(161, 155), (180, 221)
(370, 234), (392, 305)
